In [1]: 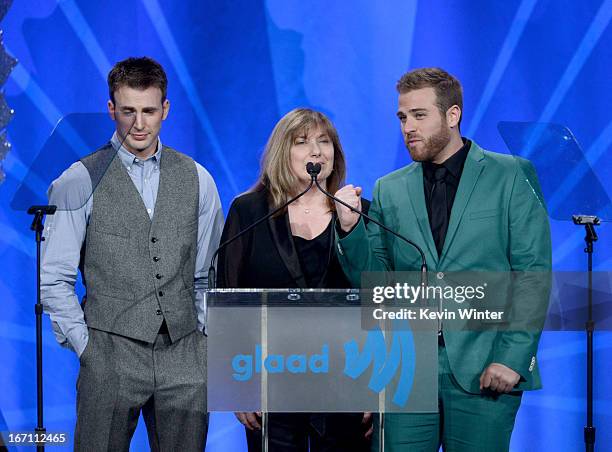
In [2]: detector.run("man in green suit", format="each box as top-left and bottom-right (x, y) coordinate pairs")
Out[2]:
(334, 68), (551, 451)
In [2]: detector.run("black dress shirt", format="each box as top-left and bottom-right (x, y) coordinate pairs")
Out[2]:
(422, 139), (471, 256)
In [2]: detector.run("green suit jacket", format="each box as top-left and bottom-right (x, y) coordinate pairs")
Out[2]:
(337, 141), (552, 393)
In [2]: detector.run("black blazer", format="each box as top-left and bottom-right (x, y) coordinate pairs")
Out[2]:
(217, 188), (370, 289)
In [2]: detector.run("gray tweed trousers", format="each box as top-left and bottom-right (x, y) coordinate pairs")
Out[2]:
(74, 328), (208, 451)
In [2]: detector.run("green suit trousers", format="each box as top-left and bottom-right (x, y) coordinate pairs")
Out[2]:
(372, 345), (523, 452)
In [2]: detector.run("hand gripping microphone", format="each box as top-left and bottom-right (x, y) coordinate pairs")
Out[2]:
(306, 162), (428, 280)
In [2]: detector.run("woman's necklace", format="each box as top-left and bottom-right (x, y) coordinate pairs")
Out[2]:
(292, 202), (325, 215)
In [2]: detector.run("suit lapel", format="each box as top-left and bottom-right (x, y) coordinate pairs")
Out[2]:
(268, 210), (308, 288)
(439, 143), (485, 265)
(406, 163), (439, 268)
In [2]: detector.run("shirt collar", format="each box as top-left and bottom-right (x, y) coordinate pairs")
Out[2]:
(423, 138), (471, 182)
(110, 132), (162, 169)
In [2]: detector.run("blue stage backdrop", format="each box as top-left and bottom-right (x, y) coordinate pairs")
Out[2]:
(1, 1), (611, 450)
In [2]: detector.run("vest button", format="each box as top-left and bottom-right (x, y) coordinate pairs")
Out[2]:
(151, 237), (158, 243)
(156, 309), (162, 315)
(153, 256), (160, 262)
(156, 274), (162, 279)
(158, 291), (164, 297)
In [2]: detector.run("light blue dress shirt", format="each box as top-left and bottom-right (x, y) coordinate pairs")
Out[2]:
(41, 133), (224, 356)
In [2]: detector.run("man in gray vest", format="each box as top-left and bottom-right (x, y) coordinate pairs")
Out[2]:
(41, 57), (224, 451)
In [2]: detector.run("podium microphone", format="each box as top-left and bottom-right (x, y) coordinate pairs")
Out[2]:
(306, 162), (428, 278)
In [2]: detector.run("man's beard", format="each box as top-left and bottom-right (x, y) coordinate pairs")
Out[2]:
(405, 123), (451, 162)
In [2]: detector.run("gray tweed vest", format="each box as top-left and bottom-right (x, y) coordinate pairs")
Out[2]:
(80, 143), (199, 343)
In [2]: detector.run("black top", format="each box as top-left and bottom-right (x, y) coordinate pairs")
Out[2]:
(217, 188), (370, 289)
(422, 138), (471, 255)
(293, 221), (332, 288)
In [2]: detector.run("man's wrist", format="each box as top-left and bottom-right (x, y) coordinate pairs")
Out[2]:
(336, 219), (359, 237)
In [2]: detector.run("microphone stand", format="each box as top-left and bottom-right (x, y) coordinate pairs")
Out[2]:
(27, 205), (57, 452)
(210, 163), (429, 451)
(308, 163), (427, 281)
(23, 117), (134, 451)
(308, 163), (428, 452)
(572, 214), (600, 452)
(208, 177), (317, 289)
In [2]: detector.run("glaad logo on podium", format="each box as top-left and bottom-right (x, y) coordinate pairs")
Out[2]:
(231, 327), (416, 408)
(231, 344), (330, 381)
(343, 328), (416, 407)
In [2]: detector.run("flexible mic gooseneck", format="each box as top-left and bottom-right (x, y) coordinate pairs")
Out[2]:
(208, 171), (319, 289)
(309, 162), (428, 277)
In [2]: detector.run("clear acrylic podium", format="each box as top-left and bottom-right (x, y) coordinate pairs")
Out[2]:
(206, 288), (438, 451)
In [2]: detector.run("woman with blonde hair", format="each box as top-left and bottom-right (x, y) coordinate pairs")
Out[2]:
(217, 108), (370, 451)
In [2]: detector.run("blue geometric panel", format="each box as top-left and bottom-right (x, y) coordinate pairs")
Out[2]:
(1, 1), (611, 450)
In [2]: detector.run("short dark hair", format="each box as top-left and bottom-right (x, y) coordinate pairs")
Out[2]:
(107, 57), (167, 104)
(396, 67), (463, 126)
